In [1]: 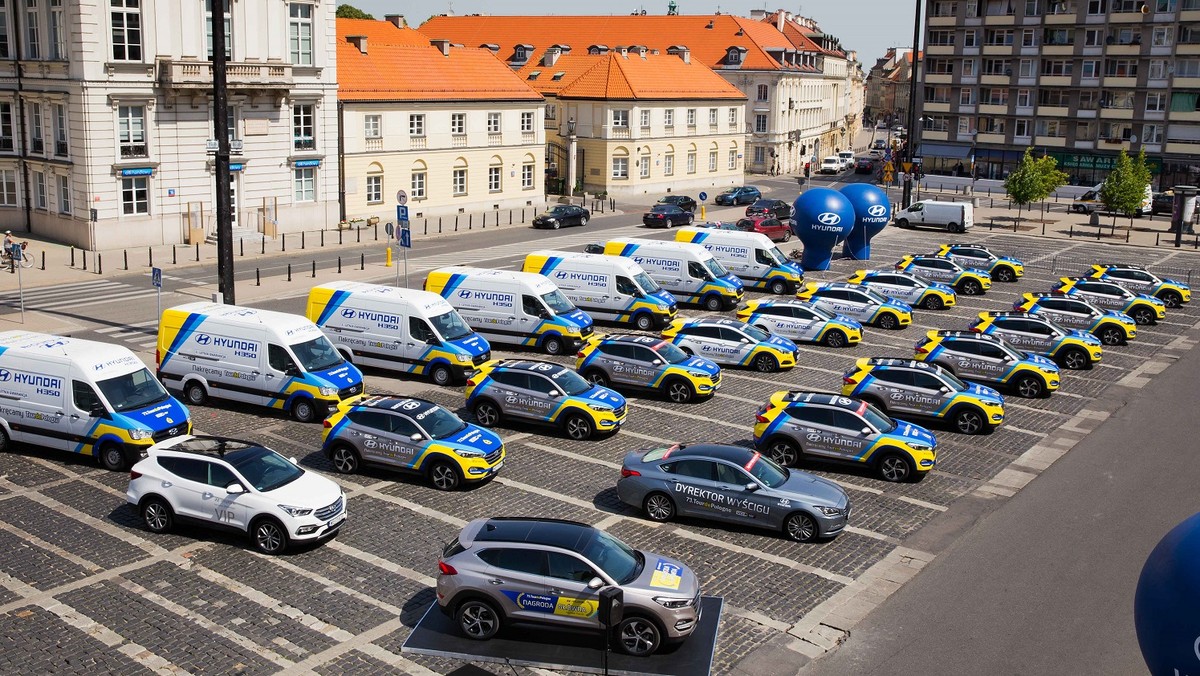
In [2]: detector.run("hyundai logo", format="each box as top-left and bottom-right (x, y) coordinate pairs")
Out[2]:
(867, 204), (888, 218)
(195, 334), (211, 345)
(554, 271), (568, 279)
(457, 289), (472, 298)
(340, 308), (356, 318)
(817, 212), (842, 226)
(0, 369), (9, 382)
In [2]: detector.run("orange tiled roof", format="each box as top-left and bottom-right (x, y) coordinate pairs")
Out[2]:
(419, 14), (809, 73)
(516, 51), (746, 100)
(337, 19), (542, 102)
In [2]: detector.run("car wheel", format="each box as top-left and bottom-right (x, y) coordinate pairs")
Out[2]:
(428, 363), (455, 387)
(251, 517), (289, 555)
(0, 426), (9, 453)
(994, 266), (1017, 283)
(703, 294), (724, 312)
(542, 335), (566, 355)
(1098, 326), (1124, 346)
(141, 497), (174, 534)
(428, 459), (461, 491)
(634, 313), (655, 331)
(958, 279), (982, 296)
(474, 400), (502, 427)
(551, 221), (561, 230)
(329, 443), (361, 474)
(782, 229), (792, 242)
(953, 406), (987, 435)
(765, 437), (799, 466)
(768, 278), (790, 295)
(877, 452), (914, 483)
(822, 329), (848, 348)
(456, 599), (502, 641)
(1131, 307), (1155, 326)
(754, 353), (779, 373)
(291, 397), (318, 424)
(584, 369), (610, 388)
(1013, 374), (1046, 399)
(663, 378), (694, 404)
(563, 412), (595, 441)
(922, 295), (945, 311)
(876, 313), (900, 330)
(784, 512), (818, 543)
(615, 616), (662, 657)
(184, 381), (208, 406)
(895, 218), (910, 228)
(1059, 347), (1089, 370)
(643, 492), (676, 522)
(97, 443), (128, 471)
(1160, 291), (1183, 309)
(579, 214), (589, 226)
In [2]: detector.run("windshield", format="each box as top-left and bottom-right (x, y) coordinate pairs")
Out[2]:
(863, 288), (891, 305)
(765, 247), (789, 266)
(703, 257), (729, 278)
(581, 529), (643, 584)
(95, 367), (170, 412)
(654, 341), (690, 364)
(741, 323), (771, 342)
(634, 272), (661, 294)
(807, 303), (835, 320)
(938, 370), (969, 391)
(229, 447), (305, 492)
(749, 454), (789, 488)
(430, 310), (473, 341)
(995, 340), (1026, 360)
(289, 335), (344, 372)
(861, 403), (896, 432)
(421, 405), (469, 439)
(540, 290), (576, 314)
(553, 369), (593, 396)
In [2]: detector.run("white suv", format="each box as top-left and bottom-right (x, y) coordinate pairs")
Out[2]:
(127, 435), (347, 554)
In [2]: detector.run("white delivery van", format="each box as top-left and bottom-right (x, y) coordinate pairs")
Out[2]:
(424, 267), (595, 355)
(157, 303), (365, 423)
(893, 200), (974, 233)
(306, 281), (491, 386)
(838, 151), (855, 169)
(599, 238), (744, 311)
(522, 250), (678, 331)
(673, 227), (804, 295)
(0, 331), (192, 470)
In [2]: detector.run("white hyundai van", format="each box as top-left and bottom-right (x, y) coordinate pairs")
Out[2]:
(522, 250), (678, 330)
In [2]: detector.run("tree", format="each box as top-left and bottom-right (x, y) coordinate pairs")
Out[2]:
(1004, 148), (1042, 227)
(1100, 150), (1146, 226)
(336, 4), (374, 19)
(1032, 152), (1069, 220)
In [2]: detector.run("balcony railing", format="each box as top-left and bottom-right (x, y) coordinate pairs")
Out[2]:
(120, 143), (148, 158)
(488, 133), (502, 146)
(411, 135), (427, 149)
(55, 141), (68, 157)
(293, 137), (316, 152)
(452, 134), (467, 148)
(158, 58), (293, 90)
(30, 138), (43, 154)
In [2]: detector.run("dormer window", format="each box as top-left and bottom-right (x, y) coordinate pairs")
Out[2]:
(552, 72), (566, 81)
(514, 47), (526, 60)
(528, 71), (541, 80)
(727, 47), (741, 64)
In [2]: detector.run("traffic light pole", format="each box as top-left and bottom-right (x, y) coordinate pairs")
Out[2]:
(902, 0), (924, 208)
(212, 0), (234, 304)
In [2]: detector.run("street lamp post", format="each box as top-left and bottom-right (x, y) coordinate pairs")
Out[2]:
(901, 0), (924, 208)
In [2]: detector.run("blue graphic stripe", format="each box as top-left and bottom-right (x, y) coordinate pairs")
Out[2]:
(315, 289), (353, 327)
(160, 312), (207, 370)
(536, 256), (563, 277)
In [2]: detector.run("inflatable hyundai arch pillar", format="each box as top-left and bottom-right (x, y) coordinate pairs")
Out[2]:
(790, 188), (854, 271)
(840, 184), (892, 260)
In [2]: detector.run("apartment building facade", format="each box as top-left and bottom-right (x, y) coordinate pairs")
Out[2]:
(0, 1), (340, 249)
(919, 0), (1200, 187)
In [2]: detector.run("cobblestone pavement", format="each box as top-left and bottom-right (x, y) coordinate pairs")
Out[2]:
(1, 227), (1198, 675)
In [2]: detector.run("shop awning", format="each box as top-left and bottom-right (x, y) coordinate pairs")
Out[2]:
(917, 143), (972, 159)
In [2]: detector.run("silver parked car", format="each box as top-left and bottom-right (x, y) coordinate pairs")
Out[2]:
(436, 517), (701, 656)
(617, 443), (851, 542)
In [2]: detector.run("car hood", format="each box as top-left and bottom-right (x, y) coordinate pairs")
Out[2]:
(1068, 329), (1103, 345)
(963, 381), (1004, 403)
(764, 334), (799, 352)
(438, 423), (503, 454)
(627, 552), (700, 598)
(1161, 277), (1189, 290)
(722, 273), (744, 290)
(779, 469), (849, 507)
(779, 260), (804, 276)
(884, 299), (913, 313)
(678, 356), (721, 376)
(448, 332), (490, 358)
(930, 282), (956, 295)
(1133, 293), (1165, 306)
(649, 289), (678, 308)
(120, 396), (191, 433)
(833, 315), (864, 330)
(998, 256), (1023, 266)
(1021, 352), (1060, 370)
(264, 469), (343, 509)
(582, 385), (626, 409)
(309, 362), (363, 389)
(558, 308), (595, 329)
(886, 419), (938, 447)
(1103, 310), (1136, 324)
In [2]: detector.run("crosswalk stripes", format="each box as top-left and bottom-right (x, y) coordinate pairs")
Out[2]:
(94, 320), (159, 351)
(0, 278), (159, 312)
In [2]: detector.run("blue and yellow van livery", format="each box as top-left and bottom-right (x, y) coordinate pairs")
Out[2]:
(522, 251), (677, 331)
(576, 334), (721, 403)
(599, 238), (744, 311)
(673, 228), (804, 295)
(465, 359), (627, 440)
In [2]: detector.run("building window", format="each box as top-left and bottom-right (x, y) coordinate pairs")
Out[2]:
(1084, 28), (1104, 46)
(521, 162), (534, 189)
(1079, 90), (1099, 109)
(24, 0), (39, 59)
(118, 105), (146, 157)
(206, 0), (232, 60)
(960, 88), (976, 105)
(0, 170), (15, 205)
(411, 170), (426, 198)
(293, 104), (314, 151)
(366, 173), (382, 203)
(756, 84), (768, 101)
(49, 0), (65, 60)
(452, 168), (466, 195)
(728, 108), (737, 126)
(57, 174), (70, 214)
(1146, 92), (1166, 112)
(755, 114), (767, 133)
(293, 167), (315, 202)
(447, 112), (464, 135)
(753, 146), (766, 164)
(29, 102), (43, 154)
(33, 171), (45, 210)
(1016, 89), (1031, 107)
(1024, 0), (1039, 13)
(53, 103), (66, 156)
(664, 109), (674, 127)
(962, 59), (977, 77)
(640, 109), (650, 128)
(1021, 29), (1035, 47)
(708, 108), (718, 126)
(687, 150), (696, 174)
(121, 176), (148, 214)
(1036, 119), (1066, 136)
(0, 103), (12, 152)
(289, 3), (313, 65)
(1086, 0), (1106, 14)
(664, 153), (674, 175)
(1080, 59), (1099, 78)
(1151, 26), (1171, 47)
(409, 114), (424, 136)
(521, 111), (534, 132)
(686, 109), (696, 126)
(639, 152), (650, 178)
(728, 149), (737, 169)
(487, 112), (501, 133)
(0, 2), (9, 58)
(364, 114), (381, 138)
(1142, 124), (1162, 144)
(708, 151), (717, 172)
(958, 117), (976, 135)
(488, 165), (501, 192)
(111, 0), (141, 61)
(963, 30), (978, 48)
(611, 156), (628, 179)
(612, 110), (628, 128)
(544, 103), (556, 120)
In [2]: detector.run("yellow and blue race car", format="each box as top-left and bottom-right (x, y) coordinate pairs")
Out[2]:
(969, 311), (1103, 370)
(737, 299), (863, 347)
(1051, 276), (1166, 326)
(465, 359), (626, 440)
(796, 282), (913, 330)
(576, 334), (721, 403)
(1088, 263), (1190, 308)
(662, 317), (798, 372)
(895, 254), (992, 296)
(847, 269), (957, 310)
(1012, 292), (1136, 346)
(842, 357), (1006, 435)
(933, 244), (1025, 283)
(914, 330), (1061, 398)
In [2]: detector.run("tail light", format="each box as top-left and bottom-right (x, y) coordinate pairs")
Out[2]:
(915, 346), (928, 354)
(155, 348), (161, 364)
(323, 419), (332, 428)
(969, 327), (981, 333)
(755, 413), (769, 424)
(620, 467), (640, 478)
(466, 378), (477, 387)
(843, 375), (857, 384)
(576, 351), (585, 359)
(1012, 302), (1022, 310)
(130, 470), (142, 480)
(438, 560), (457, 575)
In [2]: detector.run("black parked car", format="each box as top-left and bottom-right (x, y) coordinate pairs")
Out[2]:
(1151, 192), (1174, 216)
(745, 198), (794, 221)
(532, 204), (590, 229)
(657, 194), (698, 213)
(643, 204), (695, 228)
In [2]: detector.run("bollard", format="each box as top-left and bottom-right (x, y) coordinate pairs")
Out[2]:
(337, 256), (342, 274)
(522, 209), (526, 224)
(469, 214), (473, 230)
(320, 230), (324, 247)
(70, 246), (75, 267)
(282, 233), (286, 252)
(338, 228), (343, 245)
(302, 231), (306, 250)
(386, 246), (393, 267)
(1156, 233), (1161, 246)
(374, 222), (379, 240)
(439, 216), (443, 233)
(240, 239), (244, 257)
(357, 227), (361, 243)
(98, 254), (102, 275)
(82, 250), (87, 271)
(261, 235), (266, 254)
(1042, 222), (1046, 235)
(509, 211), (512, 225)
(256, 268), (260, 286)
(149, 247), (153, 267)
(311, 260), (316, 278)
(455, 215), (459, 231)
(1126, 228), (1130, 243)
(700, 205), (707, 220)
(124, 250), (128, 270)
(360, 253), (365, 270)
(173, 246), (177, 265)
(40, 250), (44, 270)
(287, 264), (292, 282)
(195, 242), (200, 261)
(1070, 223), (1075, 238)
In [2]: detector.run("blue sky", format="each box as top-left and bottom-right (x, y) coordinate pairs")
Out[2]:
(347, 1), (918, 66)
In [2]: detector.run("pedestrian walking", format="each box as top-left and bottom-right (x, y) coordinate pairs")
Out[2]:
(4, 230), (13, 273)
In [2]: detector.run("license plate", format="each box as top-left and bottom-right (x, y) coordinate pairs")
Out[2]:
(489, 461), (503, 473)
(326, 517), (346, 532)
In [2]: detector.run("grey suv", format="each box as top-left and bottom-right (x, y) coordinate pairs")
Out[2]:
(437, 517), (701, 656)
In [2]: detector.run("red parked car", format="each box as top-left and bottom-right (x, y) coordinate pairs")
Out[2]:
(735, 215), (792, 242)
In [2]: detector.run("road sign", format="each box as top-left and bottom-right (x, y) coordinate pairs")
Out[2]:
(397, 205), (409, 223)
(902, 162), (913, 172)
(699, 191), (708, 201)
(384, 222), (395, 237)
(883, 161), (894, 172)
(151, 267), (162, 288)
(396, 190), (408, 205)
(399, 227), (411, 248)
(883, 169), (894, 184)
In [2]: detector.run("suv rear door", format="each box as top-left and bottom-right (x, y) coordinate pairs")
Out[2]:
(475, 547), (553, 622)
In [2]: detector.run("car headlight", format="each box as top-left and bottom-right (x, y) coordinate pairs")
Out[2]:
(816, 506), (843, 517)
(909, 443), (933, 452)
(588, 404), (612, 412)
(653, 596), (695, 609)
(128, 428), (153, 441)
(688, 371), (710, 379)
(454, 448), (484, 458)
(1040, 367), (1058, 374)
(278, 504), (313, 517)
(318, 386), (337, 396)
(455, 354), (474, 364)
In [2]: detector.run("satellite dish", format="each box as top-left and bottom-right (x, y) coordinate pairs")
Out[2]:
(1129, 135), (1138, 143)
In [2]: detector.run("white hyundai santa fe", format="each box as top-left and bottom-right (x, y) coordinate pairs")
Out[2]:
(127, 435), (347, 554)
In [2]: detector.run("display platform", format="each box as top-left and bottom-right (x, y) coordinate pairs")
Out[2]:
(402, 596), (724, 676)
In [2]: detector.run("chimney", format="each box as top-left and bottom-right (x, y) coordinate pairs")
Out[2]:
(346, 35), (367, 55)
(385, 14), (406, 28)
(542, 47), (561, 67)
(616, 46), (628, 58)
(430, 38), (450, 56)
(750, 9), (767, 19)
(632, 45), (647, 58)
(667, 45), (690, 64)
(776, 9), (786, 32)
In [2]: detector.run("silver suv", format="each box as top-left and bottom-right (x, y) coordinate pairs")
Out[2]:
(437, 517), (700, 656)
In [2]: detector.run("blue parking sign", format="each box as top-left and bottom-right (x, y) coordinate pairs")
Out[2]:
(397, 205), (409, 222)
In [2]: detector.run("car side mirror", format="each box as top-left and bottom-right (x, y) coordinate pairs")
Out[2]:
(940, 387), (952, 394)
(861, 427), (872, 435)
(225, 483), (244, 495)
(651, 359), (663, 365)
(744, 482), (759, 492)
(540, 310), (553, 320)
(89, 403), (107, 417)
(289, 456), (298, 465)
(410, 433), (424, 442)
(587, 576), (605, 590)
(548, 390), (561, 398)
(740, 337), (752, 343)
